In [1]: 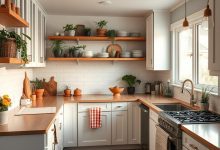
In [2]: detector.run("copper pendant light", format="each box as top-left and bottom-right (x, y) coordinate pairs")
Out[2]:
(204, 0), (212, 17)
(183, 0), (189, 27)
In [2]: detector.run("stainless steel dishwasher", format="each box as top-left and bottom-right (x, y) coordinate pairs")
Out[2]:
(139, 104), (149, 150)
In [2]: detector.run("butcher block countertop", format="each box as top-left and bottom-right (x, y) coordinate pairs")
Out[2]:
(0, 94), (219, 150)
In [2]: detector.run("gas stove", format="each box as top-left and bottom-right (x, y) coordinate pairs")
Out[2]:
(164, 110), (220, 124)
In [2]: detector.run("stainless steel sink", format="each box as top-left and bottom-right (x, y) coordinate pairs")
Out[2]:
(155, 103), (192, 111)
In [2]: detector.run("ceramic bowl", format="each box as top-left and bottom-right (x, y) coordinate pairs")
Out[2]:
(117, 31), (129, 37)
(109, 86), (124, 96)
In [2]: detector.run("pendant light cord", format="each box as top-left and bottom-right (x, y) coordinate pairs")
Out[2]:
(185, 0), (187, 18)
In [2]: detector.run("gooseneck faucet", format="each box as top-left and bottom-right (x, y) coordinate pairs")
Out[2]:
(181, 79), (197, 107)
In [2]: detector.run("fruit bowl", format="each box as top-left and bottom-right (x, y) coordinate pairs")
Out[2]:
(109, 86), (124, 96)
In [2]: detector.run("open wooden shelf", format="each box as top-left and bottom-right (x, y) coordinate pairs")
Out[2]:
(48, 36), (145, 41)
(0, 57), (23, 64)
(47, 57), (145, 61)
(0, 7), (29, 27)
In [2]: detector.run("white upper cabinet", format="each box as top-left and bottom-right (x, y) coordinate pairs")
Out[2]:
(14, 0), (46, 67)
(209, 0), (220, 75)
(146, 11), (170, 70)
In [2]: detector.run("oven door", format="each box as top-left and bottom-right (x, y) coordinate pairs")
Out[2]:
(156, 125), (181, 150)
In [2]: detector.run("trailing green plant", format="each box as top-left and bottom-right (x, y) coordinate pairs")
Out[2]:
(122, 75), (141, 87)
(107, 30), (116, 43)
(96, 20), (108, 29)
(0, 29), (31, 63)
(201, 87), (214, 103)
(31, 78), (44, 89)
(68, 45), (86, 52)
(63, 24), (76, 32)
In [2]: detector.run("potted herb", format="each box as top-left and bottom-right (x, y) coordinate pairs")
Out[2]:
(122, 75), (141, 95)
(69, 45), (86, 57)
(0, 95), (12, 125)
(96, 20), (108, 37)
(64, 86), (71, 97)
(0, 29), (31, 64)
(107, 29), (116, 42)
(84, 28), (91, 36)
(51, 40), (64, 57)
(63, 24), (76, 36)
(200, 87), (213, 111)
(31, 78), (44, 99)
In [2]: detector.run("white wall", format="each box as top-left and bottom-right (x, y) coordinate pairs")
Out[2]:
(33, 15), (160, 94)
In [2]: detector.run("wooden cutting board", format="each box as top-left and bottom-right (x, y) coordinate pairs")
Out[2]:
(106, 44), (122, 54)
(23, 72), (32, 99)
(42, 76), (57, 96)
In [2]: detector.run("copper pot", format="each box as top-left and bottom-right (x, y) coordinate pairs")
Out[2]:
(74, 88), (82, 96)
(64, 89), (71, 97)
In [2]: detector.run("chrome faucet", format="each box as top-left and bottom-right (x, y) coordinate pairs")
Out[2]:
(181, 79), (197, 107)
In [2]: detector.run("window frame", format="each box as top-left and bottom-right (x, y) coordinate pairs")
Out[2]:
(171, 9), (218, 93)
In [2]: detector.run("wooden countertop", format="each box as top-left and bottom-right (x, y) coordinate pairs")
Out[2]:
(181, 124), (220, 150)
(0, 94), (219, 150)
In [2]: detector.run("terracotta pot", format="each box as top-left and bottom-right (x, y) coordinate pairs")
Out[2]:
(35, 89), (44, 99)
(200, 103), (209, 111)
(0, 111), (8, 125)
(64, 89), (71, 97)
(74, 88), (82, 96)
(96, 29), (107, 37)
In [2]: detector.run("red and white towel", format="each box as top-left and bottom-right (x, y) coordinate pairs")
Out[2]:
(89, 107), (102, 129)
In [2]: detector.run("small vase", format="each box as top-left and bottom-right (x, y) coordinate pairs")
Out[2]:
(127, 87), (135, 95)
(200, 103), (209, 111)
(0, 111), (8, 125)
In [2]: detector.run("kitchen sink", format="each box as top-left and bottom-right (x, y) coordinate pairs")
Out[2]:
(155, 103), (193, 111)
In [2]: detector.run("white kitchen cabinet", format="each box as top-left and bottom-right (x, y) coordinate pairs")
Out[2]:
(149, 109), (158, 150)
(128, 102), (141, 144)
(13, 0), (46, 67)
(78, 111), (111, 146)
(63, 103), (78, 147)
(146, 11), (170, 70)
(55, 106), (64, 150)
(112, 111), (128, 145)
(182, 132), (209, 150)
(209, 0), (220, 75)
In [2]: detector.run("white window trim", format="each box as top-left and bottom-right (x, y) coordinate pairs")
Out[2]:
(171, 9), (219, 94)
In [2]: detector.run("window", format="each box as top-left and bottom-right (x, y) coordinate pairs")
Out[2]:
(172, 11), (218, 91)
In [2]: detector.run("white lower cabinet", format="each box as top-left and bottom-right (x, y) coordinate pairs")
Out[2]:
(128, 102), (141, 144)
(112, 111), (128, 145)
(182, 132), (209, 150)
(149, 109), (158, 150)
(78, 111), (111, 146)
(63, 103), (77, 147)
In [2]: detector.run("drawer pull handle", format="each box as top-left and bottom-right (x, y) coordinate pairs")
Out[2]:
(189, 144), (198, 150)
(116, 106), (122, 108)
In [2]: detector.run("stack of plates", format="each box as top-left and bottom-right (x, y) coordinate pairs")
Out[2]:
(120, 51), (131, 58)
(130, 32), (141, 37)
(97, 52), (109, 58)
(131, 50), (144, 58)
(117, 31), (129, 37)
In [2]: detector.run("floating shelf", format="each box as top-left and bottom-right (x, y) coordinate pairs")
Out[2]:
(0, 7), (29, 27)
(48, 36), (145, 41)
(47, 57), (145, 61)
(0, 57), (23, 64)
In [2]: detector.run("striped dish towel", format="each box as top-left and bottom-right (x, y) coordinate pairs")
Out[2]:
(89, 107), (102, 129)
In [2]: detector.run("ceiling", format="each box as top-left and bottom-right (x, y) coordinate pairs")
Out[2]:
(37, 0), (182, 17)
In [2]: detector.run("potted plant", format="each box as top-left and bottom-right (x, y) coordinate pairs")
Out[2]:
(69, 45), (86, 57)
(31, 78), (44, 99)
(84, 28), (91, 36)
(0, 29), (31, 64)
(122, 75), (141, 95)
(64, 86), (71, 97)
(0, 95), (12, 125)
(96, 20), (108, 37)
(51, 40), (64, 57)
(200, 87), (213, 111)
(63, 24), (76, 36)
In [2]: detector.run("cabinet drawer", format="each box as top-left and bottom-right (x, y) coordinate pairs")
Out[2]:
(78, 103), (111, 112)
(112, 102), (128, 111)
(182, 132), (209, 150)
(149, 109), (158, 123)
